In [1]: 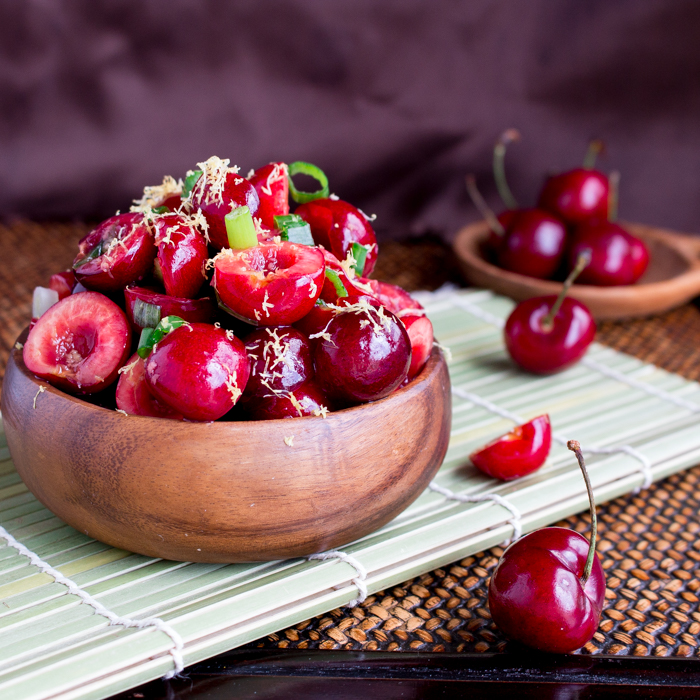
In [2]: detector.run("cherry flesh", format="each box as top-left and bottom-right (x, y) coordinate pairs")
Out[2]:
(538, 168), (609, 226)
(314, 300), (411, 403)
(488, 441), (606, 653)
(124, 286), (215, 332)
(568, 221), (649, 286)
(470, 414), (551, 480)
(213, 242), (324, 326)
(73, 212), (156, 292)
(144, 322), (250, 421)
(400, 312), (434, 379)
(116, 352), (184, 419)
(23, 292), (131, 394)
(153, 213), (209, 298)
(248, 162), (289, 230)
(243, 380), (330, 420)
(295, 198), (378, 276)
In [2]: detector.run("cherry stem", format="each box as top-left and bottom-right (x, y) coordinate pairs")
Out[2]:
(567, 440), (597, 585)
(465, 175), (505, 236)
(493, 129), (520, 210)
(540, 251), (591, 331)
(583, 139), (605, 169)
(608, 170), (620, 222)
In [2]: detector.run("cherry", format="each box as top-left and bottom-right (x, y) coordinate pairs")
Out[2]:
(400, 312), (434, 379)
(144, 322), (250, 421)
(23, 291), (131, 394)
(213, 241), (325, 326)
(124, 286), (215, 332)
(248, 162), (290, 230)
(153, 213), (209, 298)
(504, 254), (596, 374)
(73, 212), (156, 292)
(317, 247), (375, 304)
(115, 352), (184, 419)
(49, 270), (77, 300)
(488, 440), (606, 653)
(131, 175), (183, 213)
(470, 414), (551, 480)
(537, 140), (610, 225)
(243, 380), (331, 420)
(314, 298), (411, 403)
(186, 156), (260, 250)
(568, 220), (649, 286)
(363, 279), (422, 315)
(294, 198), (378, 276)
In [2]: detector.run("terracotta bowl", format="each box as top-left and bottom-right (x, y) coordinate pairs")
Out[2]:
(454, 220), (700, 321)
(1, 340), (451, 563)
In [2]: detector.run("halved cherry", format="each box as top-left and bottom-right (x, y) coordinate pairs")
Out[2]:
(248, 162), (289, 230)
(186, 157), (260, 250)
(49, 270), (77, 300)
(400, 312), (434, 379)
(318, 247), (375, 303)
(115, 352), (183, 419)
(364, 279), (422, 315)
(295, 198), (378, 276)
(124, 286), (215, 332)
(470, 415), (552, 481)
(23, 292), (131, 394)
(242, 380), (331, 420)
(153, 213), (208, 298)
(213, 242), (324, 326)
(73, 212), (156, 292)
(144, 322), (250, 421)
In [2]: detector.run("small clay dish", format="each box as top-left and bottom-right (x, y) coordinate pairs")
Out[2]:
(454, 220), (700, 321)
(1, 341), (450, 563)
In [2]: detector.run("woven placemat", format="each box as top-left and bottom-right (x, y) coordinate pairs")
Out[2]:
(2, 221), (700, 659)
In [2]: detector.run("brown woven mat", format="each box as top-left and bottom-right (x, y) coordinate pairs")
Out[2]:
(3, 221), (700, 658)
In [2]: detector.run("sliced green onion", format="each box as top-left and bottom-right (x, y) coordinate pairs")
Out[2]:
(73, 240), (103, 269)
(137, 328), (156, 358)
(274, 214), (315, 245)
(136, 315), (187, 358)
(350, 242), (369, 277)
(288, 161), (330, 204)
(152, 205), (170, 215)
(324, 268), (348, 298)
(182, 170), (202, 199)
(225, 205), (258, 249)
(132, 299), (162, 329)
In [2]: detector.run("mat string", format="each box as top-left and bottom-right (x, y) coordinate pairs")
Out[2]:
(308, 550), (368, 607)
(0, 525), (185, 680)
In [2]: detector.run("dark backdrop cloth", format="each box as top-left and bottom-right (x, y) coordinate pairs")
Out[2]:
(1, 0), (700, 241)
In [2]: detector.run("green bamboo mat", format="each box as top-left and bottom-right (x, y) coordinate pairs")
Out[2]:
(3, 288), (700, 700)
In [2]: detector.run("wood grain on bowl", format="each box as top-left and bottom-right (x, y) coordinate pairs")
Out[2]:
(454, 220), (700, 321)
(1, 341), (451, 563)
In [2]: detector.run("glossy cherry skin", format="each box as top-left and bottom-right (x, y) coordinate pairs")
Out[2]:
(470, 415), (551, 480)
(115, 352), (183, 419)
(144, 323), (250, 422)
(49, 270), (77, 300)
(364, 279), (422, 315)
(504, 296), (596, 374)
(73, 212), (156, 292)
(317, 247), (375, 303)
(538, 168), (609, 225)
(295, 198), (378, 276)
(213, 242), (325, 326)
(314, 302), (411, 404)
(124, 286), (215, 332)
(243, 380), (331, 420)
(400, 312), (434, 380)
(492, 209), (567, 280)
(188, 168), (260, 250)
(243, 326), (314, 399)
(248, 162), (289, 230)
(568, 221), (649, 286)
(154, 213), (208, 298)
(488, 527), (606, 653)
(23, 292), (131, 394)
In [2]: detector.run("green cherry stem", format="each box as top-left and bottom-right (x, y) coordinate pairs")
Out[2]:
(465, 175), (505, 236)
(583, 139), (605, 169)
(608, 170), (620, 223)
(540, 251), (591, 331)
(567, 440), (597, 585)
(493, 128), (520, 210)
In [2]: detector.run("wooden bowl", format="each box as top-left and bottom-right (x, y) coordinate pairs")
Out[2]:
(1, 341), (450, 563)
(454, 220), (700, 321)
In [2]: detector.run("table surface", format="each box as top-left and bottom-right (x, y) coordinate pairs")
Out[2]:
(4, 220), (700, 699)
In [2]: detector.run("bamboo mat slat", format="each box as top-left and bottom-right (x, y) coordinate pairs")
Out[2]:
(3, 287), (700, 699)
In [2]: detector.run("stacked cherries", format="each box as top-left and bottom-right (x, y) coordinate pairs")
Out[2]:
(22, 157), (435, 422)
(470, 131), (650, 287)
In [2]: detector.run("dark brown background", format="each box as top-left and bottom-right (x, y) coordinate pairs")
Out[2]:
(2, 0), (700, 240)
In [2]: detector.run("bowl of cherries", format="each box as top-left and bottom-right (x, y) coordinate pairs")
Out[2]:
(1, 157), (451, 563)
(454, 131), (700, 320)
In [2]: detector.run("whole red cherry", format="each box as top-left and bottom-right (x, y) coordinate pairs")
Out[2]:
(488, 440), (606, 653)
(243, 380), (331, 420)
(470, 415), (551, 480)
(504, 254), (596, 374)
(568, 221), (649, 286)
(248, 162), (289, 230)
